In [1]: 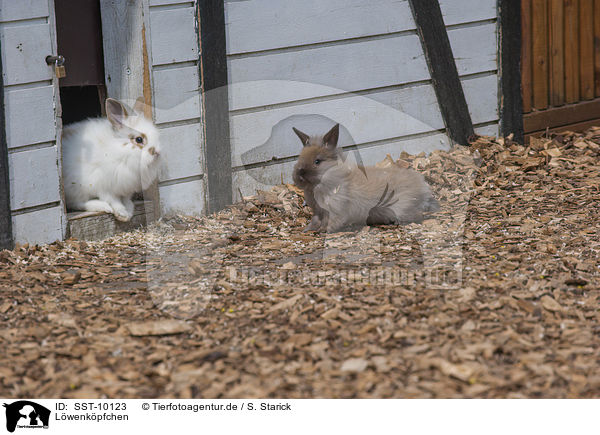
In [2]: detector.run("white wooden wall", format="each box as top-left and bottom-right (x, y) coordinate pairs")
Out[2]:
(0, 0), (65, 244)
(147, 0), (206, 215)
(225, 0), (499, 199)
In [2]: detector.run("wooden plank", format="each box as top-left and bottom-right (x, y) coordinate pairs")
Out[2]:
(149, 0), (194, 5)
(8, 146), (60, 211)
(100, 0), (145, 103)
(438, 0), (497, 25)
(231, 75), (497, 167)
(4, 86), (56, 149)
(159, 179), (205, 215)
(149, 7), (198, 66)
(408, 0), (474, 145)
(463, 74), (499, 123)
(141, 11), (160, 224)
(549, 0), (565, 107)
(521, 0), (533, 113)
(595, 0), (600, 96)
(198, 0), (232, 213)
(225, 0), (414, 55)
(523, 97), (600, 132)
(153, 66), (201, 124)
(565, 0), (580, 103)
(67, 201), (150, 241)
(579, 0), (595, 100)
(224, 0), (497, 55)
(526, 117), (600, 138)
(447, 23), (498, 75)
(49, 0), (67, 242)
(0, 0), (49, 22)
(12, 206), (63, 245)
(531, 0), (548, 110)
(0, 36), (13, 249)
(158, 123), (204, 182)
(0, 24), (54, 86)
(496, 0), (523, 142)
(228, 23), (497, 111)
(474, 123), (499, 138)
(228, 34), (428, 111)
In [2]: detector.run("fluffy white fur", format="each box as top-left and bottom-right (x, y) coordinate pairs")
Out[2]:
(62, 99), (161, 222)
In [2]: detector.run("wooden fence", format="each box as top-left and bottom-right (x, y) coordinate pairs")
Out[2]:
(521, 0), (600, 135)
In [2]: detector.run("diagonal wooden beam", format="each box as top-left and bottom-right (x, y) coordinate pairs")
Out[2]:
(0, 38), (14, 249)
(408, 0), (474, 146)
(198, 0), (233, 213)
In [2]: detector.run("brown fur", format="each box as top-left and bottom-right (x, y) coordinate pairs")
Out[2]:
(292, 124), (439, 232)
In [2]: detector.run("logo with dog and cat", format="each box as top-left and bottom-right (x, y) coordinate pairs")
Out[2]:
(2, 401), (50, 433)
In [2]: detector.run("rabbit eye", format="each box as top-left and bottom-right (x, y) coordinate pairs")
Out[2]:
(135, 136), (144, 144)
(314, 159), (321, 165)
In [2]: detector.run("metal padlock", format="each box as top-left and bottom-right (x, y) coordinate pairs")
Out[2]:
(45, 55), (66, 79)
(54, 60), (66, 79)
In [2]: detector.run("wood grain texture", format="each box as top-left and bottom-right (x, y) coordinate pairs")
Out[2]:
(526, 117), (600, 138)
(231, 75), (497, 167)
(499, 0), (524, 143)
(579, 0), (595, 100)
(159, 179), (205, 215)
(549, 0), (565, 107)
(565, 0), (580, 103)
(0, 0), (49, 22)
(595, 0), (600, 96)
(4, 86), (56, 149)
(149, 6), (198, 65)
(8, 146), (61, 211)
(198, 0), (232, 213)
(153, 65), (201, 124)
(11, 206), (63, 245)
(523, 97), (600, 132)
(532, 0), (548, 110)
(224, 0), (497, 55)
(228, 23), (497, 112)
(521, 0), (533, 113)
(99, 0), (145, 103)
(0, 34), (12, 249)
(67, 200), (150, 241)
(408, 0), (473, 145)
(149, 0), (194, 5)
(0, 24), (54, 86)
(158, 123), (204, 182)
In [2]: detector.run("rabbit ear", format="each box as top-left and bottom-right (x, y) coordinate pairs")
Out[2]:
(323, 123), (339, 148)
(133, 97), (148, 118)
(106, 98), (128, 129)
(292, 127), (310, 147)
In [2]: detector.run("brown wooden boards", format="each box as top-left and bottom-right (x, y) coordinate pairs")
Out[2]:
(532, 0), (549, 110)
(549, 0), (565, 107)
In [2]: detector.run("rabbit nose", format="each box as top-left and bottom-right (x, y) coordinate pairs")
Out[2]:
(297, 168), (306, 176)
(148, 146), (159, 156)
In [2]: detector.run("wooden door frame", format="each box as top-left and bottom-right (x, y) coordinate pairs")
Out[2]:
(0, 37), (14, 249)
(498, 0), (525, 144)
(197, 0), (233, 214)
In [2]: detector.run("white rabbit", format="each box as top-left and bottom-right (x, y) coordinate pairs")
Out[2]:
(62, 98), (161, 222)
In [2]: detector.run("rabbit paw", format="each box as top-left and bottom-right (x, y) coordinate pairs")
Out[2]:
(112, 205), (133, 222)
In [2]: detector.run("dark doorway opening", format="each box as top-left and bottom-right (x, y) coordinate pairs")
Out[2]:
(54, 0), (106, 125)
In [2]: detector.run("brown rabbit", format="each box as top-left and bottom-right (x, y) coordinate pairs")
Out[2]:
(292, 124), (439, 232)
